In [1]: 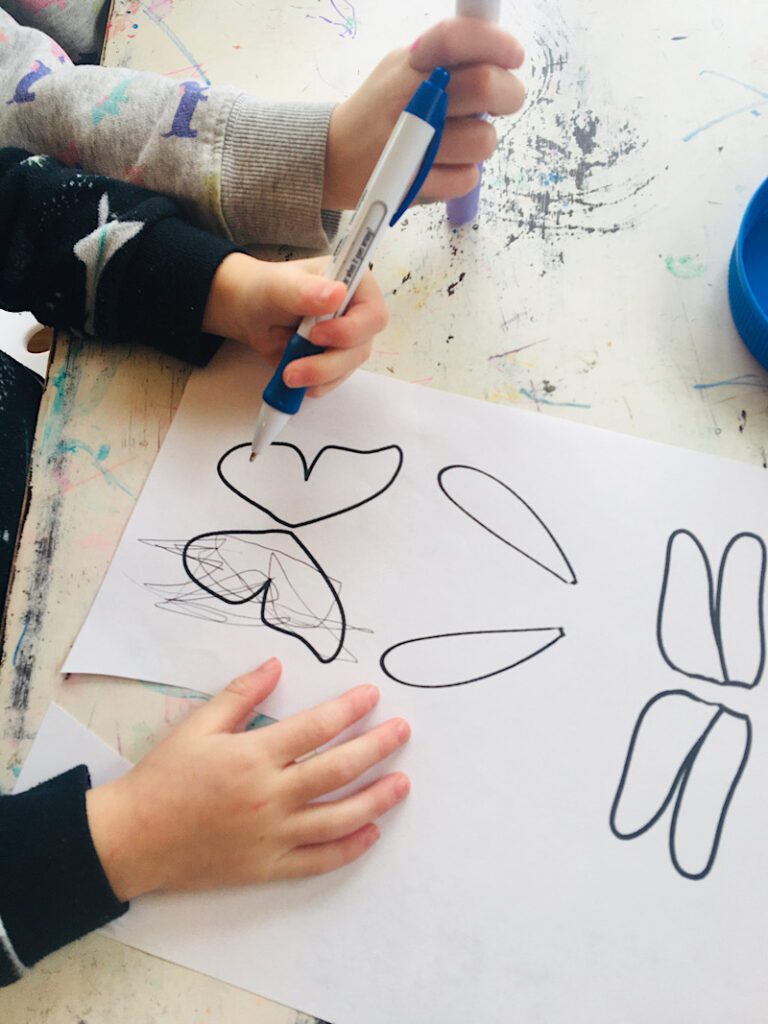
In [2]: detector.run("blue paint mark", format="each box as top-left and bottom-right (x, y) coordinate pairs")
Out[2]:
(693, 375), (768, 391)
(683, 70), (768, 142)
(520, 388), (592, 409)
(54, 439), (133, 495)
(141, 681), (210, 701)
(246, 713), (277, 731)
(10, 765), (21, 778)
(138, 3), (210, 84)
(12, 617), (29, 666)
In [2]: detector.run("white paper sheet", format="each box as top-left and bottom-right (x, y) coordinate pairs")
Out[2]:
(53, 343), (768, 1020)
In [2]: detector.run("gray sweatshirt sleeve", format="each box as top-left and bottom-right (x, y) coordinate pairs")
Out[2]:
(0, 4), (340, 250)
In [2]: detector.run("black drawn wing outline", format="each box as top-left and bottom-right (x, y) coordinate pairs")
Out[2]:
(217, 442), (404, 528)
(380, 627), (565, 689)
(609, 688), (752, 881)
(437, 465), (577, 585)
(181, 529), (346, 664)
(657, 529), (767, 689)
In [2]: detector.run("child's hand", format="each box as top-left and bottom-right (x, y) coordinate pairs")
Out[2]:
(86, 659), (410, 901)
(324, 18), (526, 210)
(203, 252), (388, 397)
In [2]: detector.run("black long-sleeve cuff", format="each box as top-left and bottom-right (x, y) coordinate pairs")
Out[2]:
(97, 200), (239, 366)
(0, 766), (127, 985)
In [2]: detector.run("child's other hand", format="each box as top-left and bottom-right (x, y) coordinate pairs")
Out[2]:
(324, 17), (526, 210)
(86, 659), (410, 901)
(203, 252), (387, 397)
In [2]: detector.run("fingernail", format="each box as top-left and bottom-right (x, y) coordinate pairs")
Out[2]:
(317, 282), (337, 302)
(394, 774), (410, 799)
(410, 35), (421, 52)
(284, 368), (300, 388)
(261, 657), (279, 671)
(364, 683), (380, 702)
(395, 719), (411, 742)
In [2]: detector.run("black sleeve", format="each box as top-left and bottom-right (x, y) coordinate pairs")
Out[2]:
(0, 765), (128, 986)
(0, 147), (240, 365)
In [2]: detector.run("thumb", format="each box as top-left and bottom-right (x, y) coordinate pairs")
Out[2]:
(265, 263), (347, 319)
(177, 658), (282, 738)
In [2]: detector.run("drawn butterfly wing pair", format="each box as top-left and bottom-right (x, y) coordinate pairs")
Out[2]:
(146, 443), (403, 662)
(379, 465), (576, 687)
(610, 530), (766, 879)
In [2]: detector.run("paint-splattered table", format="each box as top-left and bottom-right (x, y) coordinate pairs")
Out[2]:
(1, 0), (766, 1020)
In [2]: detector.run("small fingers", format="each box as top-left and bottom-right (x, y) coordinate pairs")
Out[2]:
(286, 717), (411, 803)
(275, 823), (381, 879)
(410, 19), (525, 73)
(446, 65), (526, 118)
(174, 658), (282, 740)
(265, 261), (346, 319)
(264, 684), (380, 764)
(418, 163), (480, 202)
(305, 367), (356, 399)
(288, 773), (410, 846)
(310, 272), (389, 349)
(436, 117), (497, 166)
(283, 340), (373, 390)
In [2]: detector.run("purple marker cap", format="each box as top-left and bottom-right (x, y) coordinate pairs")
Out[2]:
(446, 164), (484, 225)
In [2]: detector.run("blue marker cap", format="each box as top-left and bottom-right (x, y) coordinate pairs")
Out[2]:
(389, 67), (450, 226)
(728, 175), (768, 370)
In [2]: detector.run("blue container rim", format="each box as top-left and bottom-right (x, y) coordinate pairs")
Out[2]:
(733, 174), (768, 329)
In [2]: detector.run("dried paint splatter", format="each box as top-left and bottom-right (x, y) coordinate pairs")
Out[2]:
(479, 3), (654, 250)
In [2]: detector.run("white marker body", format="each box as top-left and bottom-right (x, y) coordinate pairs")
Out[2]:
(297, 110), (435, 339)
(455, 0), (501, 21)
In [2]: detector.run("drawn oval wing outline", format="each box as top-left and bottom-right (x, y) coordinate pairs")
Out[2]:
(218, 442), (403, 528)
(379, 627), (565, 688)
(715, 532), (766, 688)
(610, 689), (721, 841)
(669, 706), (751, 880)
(657, 529), (723, 685)
(437, 465), (577, 584)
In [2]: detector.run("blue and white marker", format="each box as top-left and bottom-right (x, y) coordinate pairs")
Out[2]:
(249, 67), (450, 460)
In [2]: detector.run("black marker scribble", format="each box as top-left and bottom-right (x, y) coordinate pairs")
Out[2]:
(610, 689), (751, 881)
(218, 442), (403, 528)
(658, 529), (766, 689)
(437, 465), (577, 584)
(380, 627), (565, 688)
(173, 530), (347, 663)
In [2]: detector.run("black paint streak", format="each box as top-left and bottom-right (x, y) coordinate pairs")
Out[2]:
(438, 465), (577, 585)
(380, 627), (565, 688)
(610, 689), (751, 881)
(657, 529), (766, 689)
(446, 272), (466, 297)
(217, 442), (403, 528)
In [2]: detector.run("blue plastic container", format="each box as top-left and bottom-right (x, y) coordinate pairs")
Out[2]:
(728, 176), (768, 370)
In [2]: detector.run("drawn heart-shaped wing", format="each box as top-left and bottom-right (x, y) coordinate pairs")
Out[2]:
(437, 465), (577, 584)
(379, 627), (565, 688)
(658, 529), (766, 688)
(218, 442), (403, 528)
(610, 689), (751, 880)
(180, 529), (345, 663)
